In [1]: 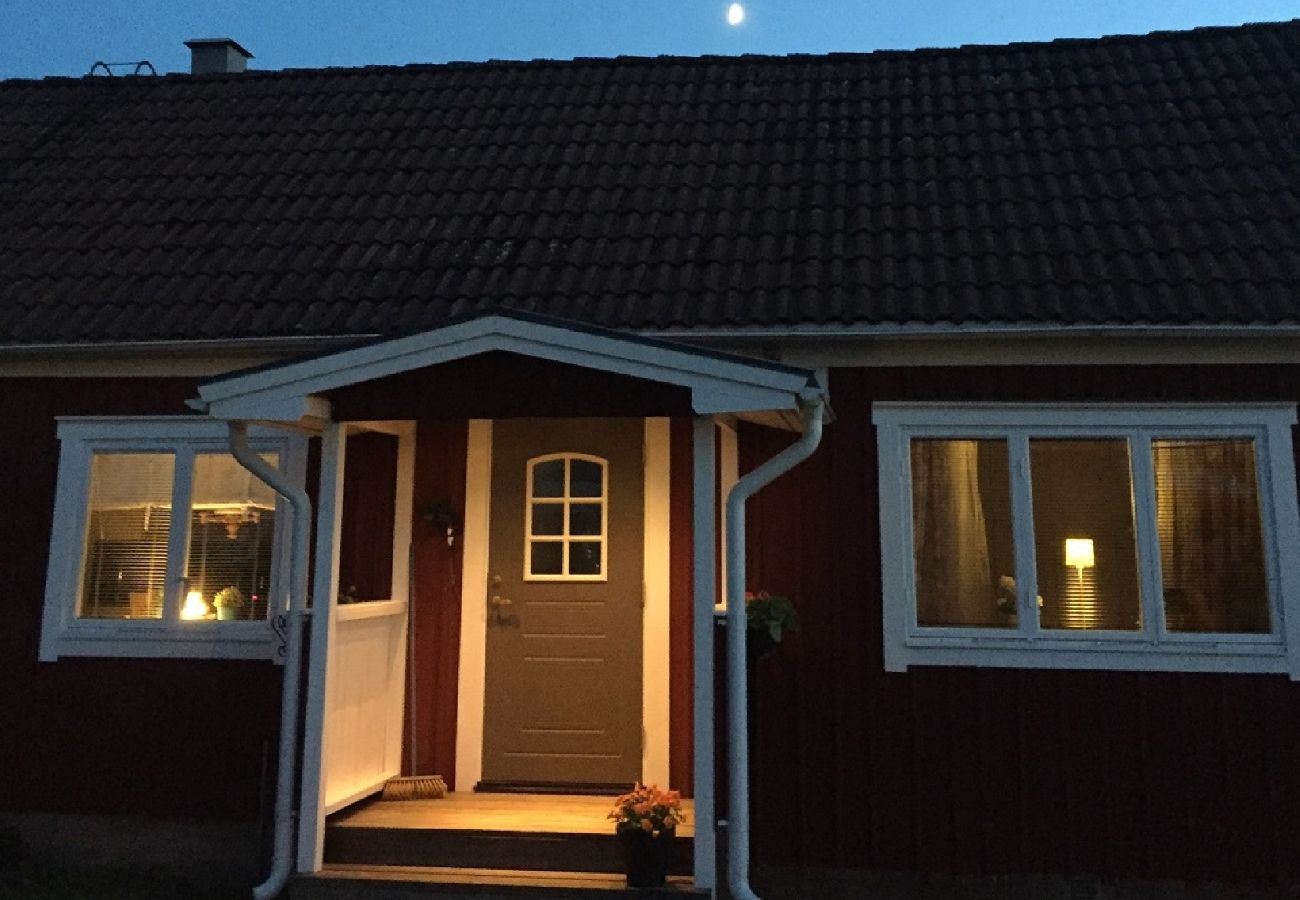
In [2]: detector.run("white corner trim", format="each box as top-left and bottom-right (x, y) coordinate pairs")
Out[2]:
(454, 419), (493, 792)
(642, 418), (672, 788)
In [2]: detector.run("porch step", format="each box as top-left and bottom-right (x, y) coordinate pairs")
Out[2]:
(323, 826), (693, 876)
(292, 865), (704, 899)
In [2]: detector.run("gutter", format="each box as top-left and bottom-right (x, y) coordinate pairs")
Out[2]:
(644, 323), (1300, 341)
(724, 397), (825, 900)
(227, 422), (313, 900)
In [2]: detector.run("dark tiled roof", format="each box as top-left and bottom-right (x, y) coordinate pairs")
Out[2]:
(2, 20), (1299, 345)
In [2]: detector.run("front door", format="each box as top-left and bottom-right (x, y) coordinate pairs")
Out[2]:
(479, 417), (644, 790)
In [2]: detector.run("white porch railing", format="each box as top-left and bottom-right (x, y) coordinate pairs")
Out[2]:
(320, 598), (408, 815)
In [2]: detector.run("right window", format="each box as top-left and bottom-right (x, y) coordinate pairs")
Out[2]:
(875, 404), (1300, 677)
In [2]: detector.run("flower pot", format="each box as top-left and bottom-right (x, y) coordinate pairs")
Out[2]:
(618, 826), (674, 888)
(216, 606), (238, 621)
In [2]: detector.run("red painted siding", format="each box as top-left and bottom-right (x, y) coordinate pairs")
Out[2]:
(669, 417), (695, 796)
(0, 378), (282, 820)
(408, 419), (470, 785)
(740, 365), (1300, 883)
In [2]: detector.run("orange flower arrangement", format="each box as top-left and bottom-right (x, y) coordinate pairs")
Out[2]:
(607, 783), (685, 837)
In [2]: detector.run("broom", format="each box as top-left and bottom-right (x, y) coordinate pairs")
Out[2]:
(380, 540), (448, 802)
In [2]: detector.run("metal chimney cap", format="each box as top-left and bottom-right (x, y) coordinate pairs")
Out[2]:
(183, 38), (254, 59)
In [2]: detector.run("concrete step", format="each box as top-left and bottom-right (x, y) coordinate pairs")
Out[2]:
(291, 865), (704, 900)
(323, 826), (692, 876)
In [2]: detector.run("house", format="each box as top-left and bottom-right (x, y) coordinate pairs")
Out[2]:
(3, 18), (1300, 899)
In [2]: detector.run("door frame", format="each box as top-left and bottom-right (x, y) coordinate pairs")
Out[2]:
(453, 417), (672, 791)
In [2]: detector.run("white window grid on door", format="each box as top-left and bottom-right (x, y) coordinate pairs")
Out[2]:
(524, 452), (609, 582)
(873, 403), (1300, 678)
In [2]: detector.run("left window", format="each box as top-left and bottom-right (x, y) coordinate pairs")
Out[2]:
(40, 418), (305, 661)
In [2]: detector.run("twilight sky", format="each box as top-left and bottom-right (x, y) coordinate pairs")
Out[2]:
(1, 0), (1296, 80)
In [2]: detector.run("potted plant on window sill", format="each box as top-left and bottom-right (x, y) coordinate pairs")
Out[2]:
(213, 586), (245, 622)
(607, 784), (684, 888)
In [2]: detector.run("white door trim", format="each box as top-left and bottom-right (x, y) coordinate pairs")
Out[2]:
(453, 417), (673, 791)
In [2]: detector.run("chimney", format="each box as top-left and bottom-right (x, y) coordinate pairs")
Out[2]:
(184, 38), (253, 75)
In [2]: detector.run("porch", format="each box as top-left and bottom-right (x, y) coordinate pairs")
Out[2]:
(191, 313), (825, 896)
(323, 792), (695, 874)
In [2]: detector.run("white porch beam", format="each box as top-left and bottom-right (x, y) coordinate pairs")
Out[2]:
(691, 415), (717, 892)
(297, 421), (349, 873)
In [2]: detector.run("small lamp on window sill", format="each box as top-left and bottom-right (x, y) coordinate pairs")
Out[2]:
(1064, 538), (1095, 586)
(181, 590), (208, 620)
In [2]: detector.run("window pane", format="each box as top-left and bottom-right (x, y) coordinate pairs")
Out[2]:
(570, 460), (603, 498)
(531, 541), (563, 575)
(1030, 439), (1142, 631)
(80, 453), (173, 619)
(911, 439), (1016, 628)
(533, 460), (565, 498)
(186, 453), (277, 621)
(570, 503), (602, 536)
(1154, 439), (1269, 633)
(531, 503), (564, 536)
(570, 541), (602, 575)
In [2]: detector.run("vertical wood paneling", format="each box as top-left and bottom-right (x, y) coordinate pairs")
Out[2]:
(668, 417), (695, 796)
(735, 365), (1300, 884)
(338, 432), (398, 601)
(409, 419), (469, 784)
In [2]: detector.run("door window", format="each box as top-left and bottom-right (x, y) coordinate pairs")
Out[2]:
(525, 454), (608, 580)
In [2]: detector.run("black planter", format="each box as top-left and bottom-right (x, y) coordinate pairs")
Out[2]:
(618, 826), (675, 888)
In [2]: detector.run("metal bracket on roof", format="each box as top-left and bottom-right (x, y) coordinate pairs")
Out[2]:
(87, 60), (158, 77)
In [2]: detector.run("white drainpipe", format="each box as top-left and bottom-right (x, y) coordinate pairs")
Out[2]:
(724, 398), (824, 900)
(227, 422), (313, 900)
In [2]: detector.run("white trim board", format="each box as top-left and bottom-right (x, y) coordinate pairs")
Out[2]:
(197, 314), (816, 422)
(452, 417), (673, 791)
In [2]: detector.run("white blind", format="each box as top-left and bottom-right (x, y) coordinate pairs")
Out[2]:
(80, 453), (174, 619)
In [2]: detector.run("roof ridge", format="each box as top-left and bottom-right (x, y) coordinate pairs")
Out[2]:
(2, 17), (1298, 88)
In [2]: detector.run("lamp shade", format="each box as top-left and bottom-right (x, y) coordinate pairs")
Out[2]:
(1064, 538), (1095, 569)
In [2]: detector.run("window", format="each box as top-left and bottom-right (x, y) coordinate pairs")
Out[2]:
(874, 404), (1300, 677)
(525, 454), (607, 580)
(40, 418), (304, 661)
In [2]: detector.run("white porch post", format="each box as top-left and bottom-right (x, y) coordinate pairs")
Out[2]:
(691, 415), (717, 892)
(297, 421), (349, 873)
(388, 423), (417, 777)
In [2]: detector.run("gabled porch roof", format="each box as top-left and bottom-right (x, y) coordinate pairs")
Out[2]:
(193, 312), (821, 424)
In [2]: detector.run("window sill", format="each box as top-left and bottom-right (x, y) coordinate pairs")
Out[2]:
(40, 621), (278, 662)
(888, 635), (1289, 676)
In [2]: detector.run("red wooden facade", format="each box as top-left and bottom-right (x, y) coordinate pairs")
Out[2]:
(7, 364), (1300, 884)
(0, 377), (282, 819)
(742, 365), (1300, 883)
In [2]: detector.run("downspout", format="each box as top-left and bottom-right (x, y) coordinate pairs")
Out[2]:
(228, 422), (312, 900)
(725, 397), (824, 900)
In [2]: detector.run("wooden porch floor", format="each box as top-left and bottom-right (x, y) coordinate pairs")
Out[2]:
(330, 792), (696, 838)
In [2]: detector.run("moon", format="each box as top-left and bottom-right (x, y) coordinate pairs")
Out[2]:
(727, 3), (745, 25)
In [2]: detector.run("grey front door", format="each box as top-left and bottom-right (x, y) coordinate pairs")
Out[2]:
(479, 417), (644, 789)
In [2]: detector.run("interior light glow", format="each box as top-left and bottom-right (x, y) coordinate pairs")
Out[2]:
(181, 590), (208, 620)
(1064, 538), (1095, 570)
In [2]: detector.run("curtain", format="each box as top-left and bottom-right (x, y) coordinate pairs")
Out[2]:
(912, 439), (998, 627)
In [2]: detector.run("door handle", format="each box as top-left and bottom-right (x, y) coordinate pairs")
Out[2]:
(488, 574), (512, 618)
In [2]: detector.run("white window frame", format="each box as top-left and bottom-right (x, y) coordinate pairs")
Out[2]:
(39, 417), (306, 661)
(874, 403), (1300, 678)
(523, 452), (609, 582)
